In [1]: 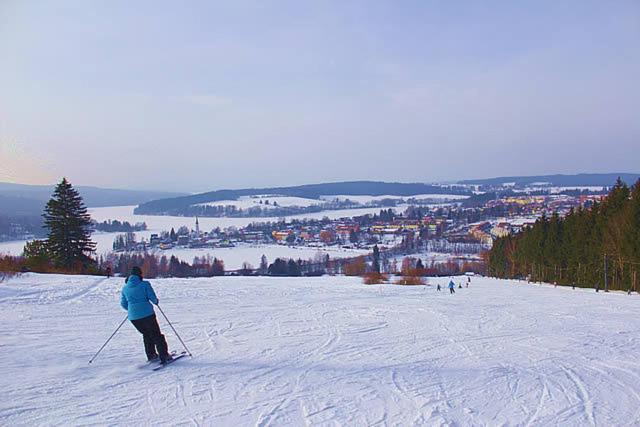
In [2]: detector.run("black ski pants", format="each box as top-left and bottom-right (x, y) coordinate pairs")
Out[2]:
(131, 314), (169, 361)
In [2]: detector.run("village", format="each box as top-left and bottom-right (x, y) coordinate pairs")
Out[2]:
(112, 192), (605, 261)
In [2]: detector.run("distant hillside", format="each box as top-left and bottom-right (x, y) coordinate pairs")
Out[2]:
(0, 195), (46, 217)
(458, 173), (640, 187)
(134, 181), (470, 215)
(0, 182), (187, 217)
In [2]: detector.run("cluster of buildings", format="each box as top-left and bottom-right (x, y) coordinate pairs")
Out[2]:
(128, 191), (605, 254)
(137, 215), (453, 253)
(486, 194), (604, 217)
(467, 193), (605, 244)
(145, 218), (235, 251)
(468, 220), (535, 245)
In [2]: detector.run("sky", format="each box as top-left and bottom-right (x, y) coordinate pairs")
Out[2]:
(1, 1), (639, 193)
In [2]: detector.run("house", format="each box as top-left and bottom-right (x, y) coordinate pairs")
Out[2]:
(272, 230), (293, 242)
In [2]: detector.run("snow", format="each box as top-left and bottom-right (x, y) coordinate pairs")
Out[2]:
(0, 205), (400, 257)
(0, 240), (28, 256)
(195, 195), (323, 209)
(320, 194), (469, 203)
(1, 273), (639, 425)
(194, 194), (469, 209)
(512, 186), (605, 194)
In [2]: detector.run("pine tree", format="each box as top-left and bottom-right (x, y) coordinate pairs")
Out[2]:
(43, 178), (96, 268)
(259, 254), (268, 274)
(287, 258), (301, 276)
(372, 244), (380, 273)
(487, 179), (639, 290)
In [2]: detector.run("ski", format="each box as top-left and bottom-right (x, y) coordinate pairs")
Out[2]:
(152, 351), (188, 371)
(137, 350), (180, 369)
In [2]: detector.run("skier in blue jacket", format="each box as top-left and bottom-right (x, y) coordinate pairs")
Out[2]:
(121, 266), (172, 363)
(448, 279), (456, 294)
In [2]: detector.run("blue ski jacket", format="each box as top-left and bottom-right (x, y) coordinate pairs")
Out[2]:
(448, 280), (455, 289)
(120, 275), (159, 320)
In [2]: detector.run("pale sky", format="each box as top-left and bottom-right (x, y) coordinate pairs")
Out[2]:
(1, 1), (639, 192)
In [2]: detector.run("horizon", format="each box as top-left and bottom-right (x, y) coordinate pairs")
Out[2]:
(1, 171), (640, 194)
(1, 1), (639, 192)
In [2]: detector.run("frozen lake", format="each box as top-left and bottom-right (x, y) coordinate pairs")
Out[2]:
(0, 205), (387, 266)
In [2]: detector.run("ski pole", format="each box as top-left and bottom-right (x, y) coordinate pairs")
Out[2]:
(89, 315), (128, 364)
(156, 304), (193, 357)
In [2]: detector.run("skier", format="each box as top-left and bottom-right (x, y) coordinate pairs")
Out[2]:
(448, 279), (456, 294)
(120, 266), (172, 364)
(437, 284), (441, 291)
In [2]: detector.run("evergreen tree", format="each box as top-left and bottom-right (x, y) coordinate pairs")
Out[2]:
(287, 259), (301, 276)
(268, 258), (288, 276)
(259, 254), (268, 274)
(372, 244), (380, 273)
(43, 178), (96, 268)
(23, 239), (50, 269)
(488, 179), (640, 290)
(23, 239), (49, 259)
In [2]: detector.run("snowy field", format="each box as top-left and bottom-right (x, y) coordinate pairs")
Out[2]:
(1, 274), (639, 426)
(194, 194), (469, 210)
(196, 195), (323, 209)
(320, 194), (469, 204)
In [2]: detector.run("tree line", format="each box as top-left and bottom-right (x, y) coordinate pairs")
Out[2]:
(488, 178), (640, 292)
(93, 220), (147, 233)
(100, 253), (225, 278)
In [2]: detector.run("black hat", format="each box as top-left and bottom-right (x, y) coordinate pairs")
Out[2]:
(130, 266), (143, 278)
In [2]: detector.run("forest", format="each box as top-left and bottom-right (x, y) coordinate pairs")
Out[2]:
(488, 178), (640, 292)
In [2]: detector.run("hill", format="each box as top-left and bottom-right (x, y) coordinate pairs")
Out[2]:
(1, 273), (638, 425)
(458, 173), (640, 187)
(0, 195), (47, 217)
(0, 182), (187, 216)
(134, 181), (470, 215)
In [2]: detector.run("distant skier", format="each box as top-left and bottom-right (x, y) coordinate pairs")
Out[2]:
(437, 284), (441, 291)
(121, 266), (172, 364)
(448, 279), (456, 294)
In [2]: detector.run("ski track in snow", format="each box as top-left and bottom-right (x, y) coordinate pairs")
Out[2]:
(1, 274), (640, 426)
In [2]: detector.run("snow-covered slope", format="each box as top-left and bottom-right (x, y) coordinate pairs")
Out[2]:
(320, 194), (469, 203)
(195, 195), (323, 209)
(1, 274), (639, 425)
